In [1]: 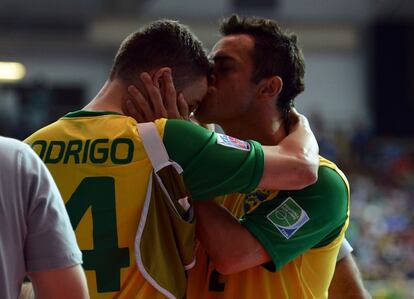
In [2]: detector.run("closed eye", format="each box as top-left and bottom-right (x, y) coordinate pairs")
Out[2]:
(212, 54), (236, 74)
(215, 63), (233, 74)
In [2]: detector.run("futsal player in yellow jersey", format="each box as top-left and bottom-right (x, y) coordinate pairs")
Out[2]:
(187, 157), (349, 299)
(122, 16), (349, 298)
(24, 20), (319, 299)
(183, 15), (350, 299)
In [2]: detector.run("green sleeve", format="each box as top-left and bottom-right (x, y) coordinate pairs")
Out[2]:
(240, 166), (349, 271)
(163, 119), (264, 201)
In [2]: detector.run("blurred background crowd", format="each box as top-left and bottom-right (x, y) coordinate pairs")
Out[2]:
(0, 0), (413, 298)
(314, 114), (414, 298)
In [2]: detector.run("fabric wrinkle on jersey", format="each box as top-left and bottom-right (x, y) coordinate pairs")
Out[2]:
(135, 122), (195, 299)
(24, 110), (265, 299)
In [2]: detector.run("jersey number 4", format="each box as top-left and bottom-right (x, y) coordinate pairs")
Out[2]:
(66, 177), (130, 292)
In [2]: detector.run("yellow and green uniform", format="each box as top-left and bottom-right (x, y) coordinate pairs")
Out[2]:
(24, 110), (265, 299)
(187, 157), (350, 299)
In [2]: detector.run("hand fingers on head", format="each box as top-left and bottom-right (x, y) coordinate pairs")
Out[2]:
(162, 70), (188, 120)
(125, 86), (141, 117)
(162, 71), (181, 118)
(127, 85), (144, 104)
(125, 99), (145, 123)
(140, 72), (167, 118)
(290, 107), (298, 114)
(163, 70), (177, 107)
(127, 85), (155, 121)
(291, 108), (310, 126)
(287, 107), (300, 125)
(177, 93), (189, 120)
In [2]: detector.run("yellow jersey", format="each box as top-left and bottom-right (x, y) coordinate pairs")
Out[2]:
(24, 110), (266, 298)
(187, 157), (350, 299)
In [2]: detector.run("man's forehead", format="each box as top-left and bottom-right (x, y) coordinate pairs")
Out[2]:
(210, 34), (254, 60)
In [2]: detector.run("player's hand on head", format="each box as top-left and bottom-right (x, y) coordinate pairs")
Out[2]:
(287, 108), (309, 133)
(124, 83), (153, 123)
(161, 69), (190, 120)
(124, 70), (189, 122)
(285, 107), (319, 166)
(176, 93), (189, 120)
(124, 72), (167, 122)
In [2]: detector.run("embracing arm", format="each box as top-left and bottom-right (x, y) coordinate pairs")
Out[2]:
(260, 109), (319, 190)
(196, 166), (348, 275)
(194, 201), (271, 275)
(124, 71), (319, 191)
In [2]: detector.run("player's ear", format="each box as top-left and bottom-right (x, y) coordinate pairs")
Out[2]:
(258, 75), (283, 99)
(152, 67), (172, 88)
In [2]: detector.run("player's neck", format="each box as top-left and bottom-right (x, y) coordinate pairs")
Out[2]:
(220, 108), (286, 146)
(84, 80), (125, 114)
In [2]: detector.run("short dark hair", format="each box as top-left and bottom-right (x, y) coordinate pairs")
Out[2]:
(220, 15), (305, 118)
(110, 20), (210, 89)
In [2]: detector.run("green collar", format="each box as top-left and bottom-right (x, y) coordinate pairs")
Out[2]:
(64, 110), (122, 118)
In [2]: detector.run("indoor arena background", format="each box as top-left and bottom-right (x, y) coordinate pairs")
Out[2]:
(0, 0), (413, 298)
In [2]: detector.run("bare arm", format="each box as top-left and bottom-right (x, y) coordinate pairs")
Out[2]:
(194, 201), (270, 274)
(329, 254), (371, 299)
(29, 265), (89, 299)
(260, 109), (319, 190)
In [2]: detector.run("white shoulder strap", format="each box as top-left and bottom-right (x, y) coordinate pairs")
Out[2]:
(137, 122), (182, 173)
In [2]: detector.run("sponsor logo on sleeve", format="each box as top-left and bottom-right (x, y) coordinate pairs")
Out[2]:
(216, 133), (251, 151)
(267, 197), (309, 239)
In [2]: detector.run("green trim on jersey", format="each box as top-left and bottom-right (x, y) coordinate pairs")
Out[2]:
(64, 110), (122, 118)
(163, 119), (264, 200)
(240, 165), (348, 271)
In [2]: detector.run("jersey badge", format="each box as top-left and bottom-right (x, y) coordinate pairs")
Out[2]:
(244, 189), (276, 213)
(216, 134), (251, 151)
(266, 197), (309, 239)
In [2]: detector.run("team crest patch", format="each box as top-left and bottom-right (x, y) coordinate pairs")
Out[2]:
(244, 189), (274, 213)
(216, 134), (251, 151)
(267, 197), (309, 239)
